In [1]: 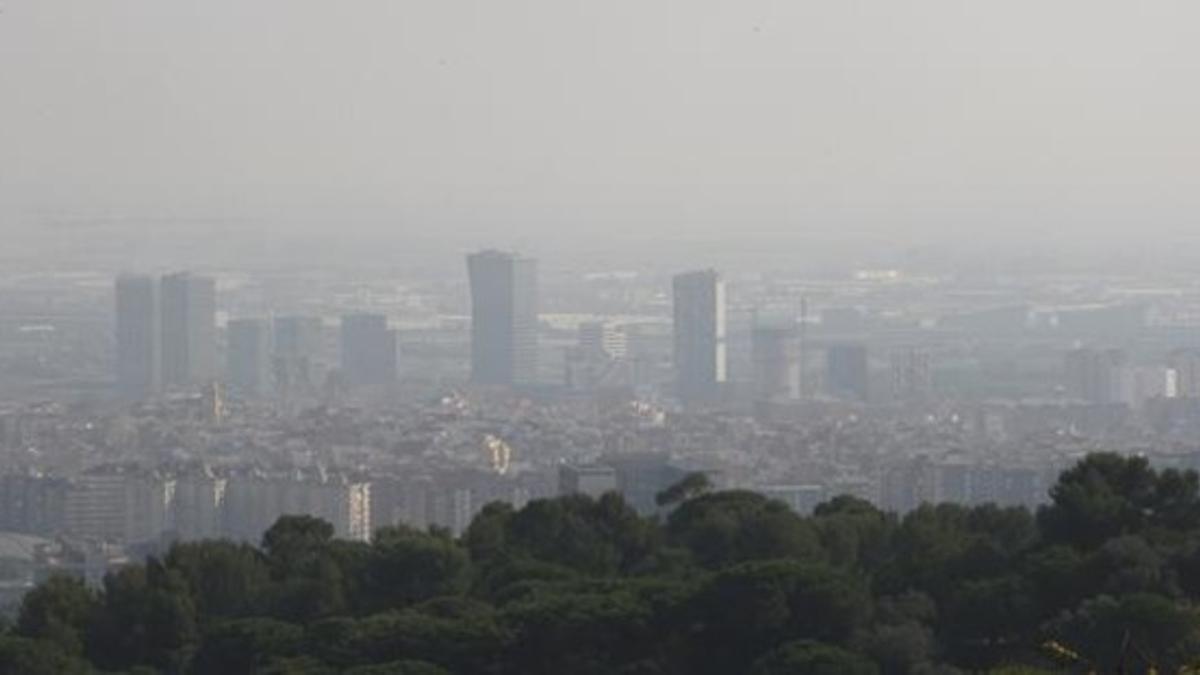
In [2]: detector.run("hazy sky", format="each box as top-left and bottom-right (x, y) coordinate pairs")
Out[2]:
(2, 1), (1199, 247)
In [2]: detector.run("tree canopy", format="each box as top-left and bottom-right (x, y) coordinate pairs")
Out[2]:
(9, 452), (1200, 674)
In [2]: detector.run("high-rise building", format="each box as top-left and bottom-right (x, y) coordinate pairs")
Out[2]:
(672, 269), (726, 405)
(566, 321), (632, 391)
(115, 274), (161, 400)
(826, 342), (869, 402)
(890, 346), (933, 402)
(466, 250), (539, 386)
(578, 321), (627, 360)
(1066, 347), (1171, 408)
(273, 315), (324, 392)
(1169, 349), (1200, 399)
(227, 318), (271, 397)
(1114, 365), (1173, 408)
(751, 320), (801, 402)
(340, 313), (397, 387)
(1064, 347), (1125, 404)
(161, 272), (217, 388)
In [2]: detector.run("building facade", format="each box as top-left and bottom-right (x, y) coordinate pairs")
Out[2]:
(340, 313), (397, 387)
(161, 272), (217, 388)
(466, 250), (539, 386)
(751, 321), (801, 402)
(227, 318), (272, 397)
(273, 315), (324, 392)
(115, 275), (161, 400)
(672, 270), (727, 406)
(827, 342), (869, 402)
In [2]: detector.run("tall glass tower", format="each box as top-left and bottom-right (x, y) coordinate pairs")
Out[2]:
(161, 272), (217, 387)
(672, 269), (726, 406)
(467, 250), (539, 386)
(115, 274), (161, 400)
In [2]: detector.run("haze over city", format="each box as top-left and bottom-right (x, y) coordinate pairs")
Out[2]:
(2, 2), (1200, 673)
(4, 1), (1200, 263)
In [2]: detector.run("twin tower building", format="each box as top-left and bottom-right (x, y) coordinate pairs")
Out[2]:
(466, 252), (727, 404)
(116, 253), (727, 405)
(115, 272), (217, 400)
(466, 252), (728, 404)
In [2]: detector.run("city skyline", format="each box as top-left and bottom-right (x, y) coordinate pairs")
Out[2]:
(5, 2), (1200, 670)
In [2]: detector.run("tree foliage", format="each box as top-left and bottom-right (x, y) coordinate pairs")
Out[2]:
(5, 452), (1200, 673)
(15, 574), (97, 655)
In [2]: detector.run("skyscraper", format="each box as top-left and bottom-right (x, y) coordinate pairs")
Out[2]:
(340, 313), (397, 387)
(1064, 347), (1125, 404)
(890, 346), (933, 402)
(115, 274), (161, 400)
(578, 321), (628, 360)
(161, 272), (217, 388)
(273, 315), (324, 392)
(672, 269), (726, 405)
(466, 250), (539, 386)
(227, 318), (271, 397)
(826, 342), (869, 402)
(751, 320), (801, 402)
(1169, 349), (1200, 399)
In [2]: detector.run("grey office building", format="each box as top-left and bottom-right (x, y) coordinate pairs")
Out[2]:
(340, 313), (397, 386)
(273, 315), (323, 390)
(115, 275), (161, 400)
(672, 269), (726, 405)
(752, 320), (801, 402)
(161, 272), (217, 387)
(227, 318), (271, 397)
(466, 250), (539, 386)
(827, 342), (869, 402)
